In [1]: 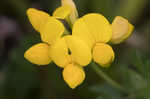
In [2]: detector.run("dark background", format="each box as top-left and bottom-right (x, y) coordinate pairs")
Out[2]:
(0, 0), (150, 99)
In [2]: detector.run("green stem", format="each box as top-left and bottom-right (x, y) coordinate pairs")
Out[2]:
(91, 62), (128, 94)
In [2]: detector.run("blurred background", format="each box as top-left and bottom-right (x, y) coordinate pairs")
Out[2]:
(0, 0), (150, 99)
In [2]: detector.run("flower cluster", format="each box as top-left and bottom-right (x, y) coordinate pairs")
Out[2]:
(24, 0), (134, 89)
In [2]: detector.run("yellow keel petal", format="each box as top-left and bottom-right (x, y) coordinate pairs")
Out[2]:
(24, 43), (51, 65)
(63, 64), (85, 89)
(92, 43), (115, 67)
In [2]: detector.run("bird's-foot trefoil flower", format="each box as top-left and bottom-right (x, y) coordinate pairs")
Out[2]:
(24, 5), (74, 65)
(24, 5), (91, 89)
(24, 14), (65, 65)
(72, 13), (134, 67)
(72, 13), (114, 67)
(50, 35), (91, 88)
(24, 0), (134, 89)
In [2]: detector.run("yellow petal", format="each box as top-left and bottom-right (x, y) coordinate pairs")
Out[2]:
(63, 64), (85, 89)
(64, 35), (92, 66)
(27, 8), (50, 32)
(92, 43), (115, 67)
(40, 17), (65, 45)
(53, 5), (72, 19)
(49, 38), (71, 68)
(82, 13), (112, 44)
(24, 43), (51, 65)
(72, 18), (95, 48)
(110, 16), (134, 44)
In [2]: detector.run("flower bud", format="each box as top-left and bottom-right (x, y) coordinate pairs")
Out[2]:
(110, 16), (134, 44)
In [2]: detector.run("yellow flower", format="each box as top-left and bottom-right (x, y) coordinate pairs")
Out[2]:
(110, 16), (134, 44)
(24, 6), (73, 65)
(24, 4), (134, 89)
(72, 14), (134, 67)
(24, 16), (65, 65)
(72, 13), (114, 67)
(50, 35), (91, 88)
(24, 7), (91, 89)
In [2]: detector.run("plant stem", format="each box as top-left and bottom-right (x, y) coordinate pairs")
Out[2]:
(91, 62), (129, 94)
